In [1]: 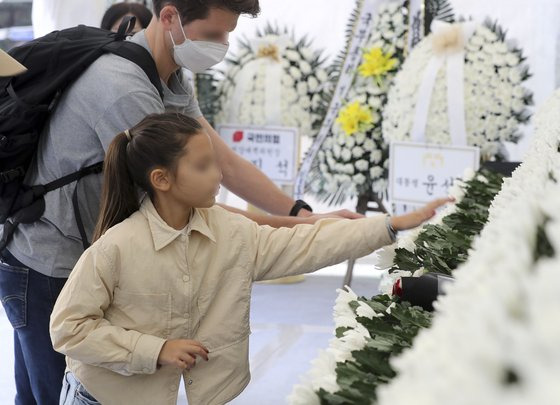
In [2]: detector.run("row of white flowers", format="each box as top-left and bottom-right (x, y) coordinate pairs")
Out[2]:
(376, 89), (560, 405)
(376, 167), (480, 294)
(288, 87), (560, 405)
(288, 286), (390, 405)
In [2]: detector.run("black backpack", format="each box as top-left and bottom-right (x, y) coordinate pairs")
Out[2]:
(0, 17), (163, 252)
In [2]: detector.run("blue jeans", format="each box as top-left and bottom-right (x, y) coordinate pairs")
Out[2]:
(59, 372), (99, 405)
(0, 249), (67, 405)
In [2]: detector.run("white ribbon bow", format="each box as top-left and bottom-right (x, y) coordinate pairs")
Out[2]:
(410, 21), (478, 146)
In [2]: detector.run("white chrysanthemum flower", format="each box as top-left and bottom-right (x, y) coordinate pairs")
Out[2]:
(300, 47), (314, 61)
(286, 49), (300, 62)
(289, 66), (302, 80)
(300, 60), (312, 75)
(370, 166), (384, 179)
(448, 182), (466, 201)
(354, 132), (367, 145)
(374, 245), (397, 270)
(297, 81), (308, 96)
(356, 300), (384, 319)
(316, 69), (328, 82)
(462, 167), (476, 182)
(307, 76), (319, 92)
(352, 146), (365, 159)
(353, 173), (366, 185)
(370, 149), (383, 164)
(355, 159), (369, 172)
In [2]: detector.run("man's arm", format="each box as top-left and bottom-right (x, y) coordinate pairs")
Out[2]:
(197, 117), (364, 222)
(217, 204), (312, 227)
(197, 116), (296, 216)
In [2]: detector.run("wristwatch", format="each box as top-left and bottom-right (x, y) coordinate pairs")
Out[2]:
(289, 200), (313, 217)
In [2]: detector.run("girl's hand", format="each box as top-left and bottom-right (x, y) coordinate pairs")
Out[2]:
(390, 197), (454, 231)
(157, 339), (209, 370)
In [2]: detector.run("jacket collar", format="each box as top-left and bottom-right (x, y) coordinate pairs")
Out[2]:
(140, 197), (216, 251)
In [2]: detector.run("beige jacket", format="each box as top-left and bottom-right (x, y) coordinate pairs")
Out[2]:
(50, 198), (392, 405)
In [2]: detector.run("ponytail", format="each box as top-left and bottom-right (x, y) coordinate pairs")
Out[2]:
(92, 113), (203, 242)
(93, 132), (139, 242)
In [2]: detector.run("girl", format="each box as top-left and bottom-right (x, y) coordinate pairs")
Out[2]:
(50, 113), (449, 405)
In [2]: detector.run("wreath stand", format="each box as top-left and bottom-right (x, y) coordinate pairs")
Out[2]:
(342, 190), (388, 287)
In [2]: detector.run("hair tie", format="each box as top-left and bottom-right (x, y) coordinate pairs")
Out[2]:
(124, 129), (132, 142)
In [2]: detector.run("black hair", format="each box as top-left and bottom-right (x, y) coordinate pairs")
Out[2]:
(152, 0), (260, 23)
(101, 2), (153, 31)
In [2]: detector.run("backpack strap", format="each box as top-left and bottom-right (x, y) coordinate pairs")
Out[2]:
(103, 41), (164, 100)
(42, 161), (103, 194)
(49, 162), (104, 250)
(0, 162), (103, 252)
(115, 15), (136, 41)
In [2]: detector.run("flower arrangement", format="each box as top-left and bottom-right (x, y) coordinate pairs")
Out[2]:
(308, 0), (455, 204)
(308, 0), (410, 204)
(383, 20), (533, 160)
(214, 24), (329, 137)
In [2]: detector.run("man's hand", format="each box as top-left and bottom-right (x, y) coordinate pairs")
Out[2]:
(302, 209), (366, 224)
(220, 204), (364, 227)
(157, 340), (209, 371)
(298, 209), (364, 220)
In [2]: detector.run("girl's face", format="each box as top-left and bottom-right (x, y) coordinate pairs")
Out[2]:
(153, 132), (222, 209)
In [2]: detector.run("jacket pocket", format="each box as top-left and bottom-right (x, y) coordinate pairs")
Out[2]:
(108, 288), (171, 338)
(195, 272), (252, 349)
(0, 261), (29, 329)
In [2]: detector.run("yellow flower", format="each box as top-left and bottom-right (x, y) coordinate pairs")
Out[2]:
(358, 47), (397, 80)
(336, 101), (373, 136)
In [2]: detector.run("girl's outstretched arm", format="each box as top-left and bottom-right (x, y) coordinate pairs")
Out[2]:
(235, 198), (451, 282)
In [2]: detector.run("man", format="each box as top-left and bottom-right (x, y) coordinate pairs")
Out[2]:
(0, 1), (361, 404)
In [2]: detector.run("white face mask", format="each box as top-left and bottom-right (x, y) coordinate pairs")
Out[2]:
(169, 13), (229, 73)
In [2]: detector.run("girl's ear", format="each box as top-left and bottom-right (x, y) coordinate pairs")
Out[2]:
(150, 168), (171, 192)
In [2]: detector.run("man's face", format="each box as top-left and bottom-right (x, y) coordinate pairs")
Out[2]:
(182, 7), (238, 44)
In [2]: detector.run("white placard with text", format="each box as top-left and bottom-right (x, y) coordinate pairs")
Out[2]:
(218, 125), (299, 185)
(389, 142), (480, 205)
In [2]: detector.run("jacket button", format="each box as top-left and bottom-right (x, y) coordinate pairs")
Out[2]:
(187, 379), (193, 385)
(183, 275), (190, 282)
